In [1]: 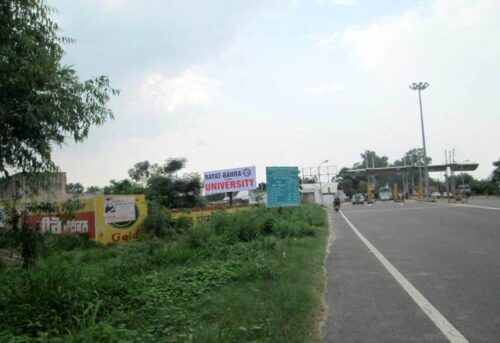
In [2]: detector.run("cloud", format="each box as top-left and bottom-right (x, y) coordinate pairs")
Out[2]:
(315, 0), (500, 177)
(315, 32), (341, 48)
(305, 84), (345, 95)
(318, 0), (359, 6)
(134, 66), (223, 113)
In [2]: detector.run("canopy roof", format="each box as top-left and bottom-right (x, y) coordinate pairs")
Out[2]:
(346, 163), (479, 177)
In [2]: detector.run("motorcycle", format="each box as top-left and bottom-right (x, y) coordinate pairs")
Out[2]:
(334, 204), (340, 212)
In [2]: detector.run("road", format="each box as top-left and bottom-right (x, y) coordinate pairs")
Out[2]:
(323, 198), (500, 342)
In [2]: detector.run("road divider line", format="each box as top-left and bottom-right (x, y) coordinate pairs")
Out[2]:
(453, 203), (500, 212)
(340, 211), (469, 343)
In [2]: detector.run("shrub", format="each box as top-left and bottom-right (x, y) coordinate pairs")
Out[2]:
(182, 225), (211, 249)
(141, 203), (175, 239)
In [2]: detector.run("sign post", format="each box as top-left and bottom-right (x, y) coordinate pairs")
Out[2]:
(204, 166), (257, 195)
(266, 167), (300, 208)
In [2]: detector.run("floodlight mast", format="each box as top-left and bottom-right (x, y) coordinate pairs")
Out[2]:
(409, 82), (430, 198)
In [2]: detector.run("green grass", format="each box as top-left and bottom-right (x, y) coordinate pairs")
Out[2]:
(0, 204), (328, 342)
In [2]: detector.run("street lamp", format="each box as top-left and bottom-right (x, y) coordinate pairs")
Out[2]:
(409, 82), (430, 198)
(318, 159), (328, 196)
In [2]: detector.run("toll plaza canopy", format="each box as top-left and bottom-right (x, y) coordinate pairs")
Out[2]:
(346, 162), (479, 177)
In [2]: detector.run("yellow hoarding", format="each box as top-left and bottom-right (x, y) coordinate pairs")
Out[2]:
(95, 194), (148, 244)
(171, 206), (248, 224)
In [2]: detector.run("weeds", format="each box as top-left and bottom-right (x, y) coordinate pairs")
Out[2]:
(0, 204), (327, 342)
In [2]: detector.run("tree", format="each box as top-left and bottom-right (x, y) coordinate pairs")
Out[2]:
(103, 179), (144, 195)
(0, 1), (118, 178)
(492, 158), (500, 183)
(353, 150), (389, 169)
(140, 158), (202, 208)
(65, 182), (84, 194)
(336, 167), (365, 196)
(128, 161), (157, 184)
(393, 148), (432, 167)
(85, 185), (102, 194)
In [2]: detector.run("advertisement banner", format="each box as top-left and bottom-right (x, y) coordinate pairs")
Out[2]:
(104, 197), (136, 223)
(95, 194), (147, 244)
(204, 166), (257, 195)
(21, 197), (97, 238)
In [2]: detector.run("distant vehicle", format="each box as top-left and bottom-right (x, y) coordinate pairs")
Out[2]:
(352, 193), (365, 205)
(442, 191), (453, 198)
(378, 187), (392, 201)
(431, 191), (441, 198)
(457, 185), (471, 197)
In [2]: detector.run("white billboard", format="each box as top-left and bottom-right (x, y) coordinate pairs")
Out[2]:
(104, 197), (136, 223)
(204, 166), (257, 195)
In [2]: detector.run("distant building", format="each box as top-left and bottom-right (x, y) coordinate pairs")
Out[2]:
(300, 184), (323, 204)
(0, 172), (69, 203)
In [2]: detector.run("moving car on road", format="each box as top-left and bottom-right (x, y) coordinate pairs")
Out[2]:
(352, 193), (365, 205)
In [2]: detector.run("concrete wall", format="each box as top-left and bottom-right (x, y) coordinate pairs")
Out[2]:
(0, 172), (69, 203)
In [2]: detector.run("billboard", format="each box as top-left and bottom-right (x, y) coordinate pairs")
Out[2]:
(22, 197), (97, 238)
(204, 166), (257, 195)
(95, 195), (147, 244)
(15, 195), (147, 244)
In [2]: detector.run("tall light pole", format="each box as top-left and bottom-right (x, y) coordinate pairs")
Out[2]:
(409, 82), (430, 197)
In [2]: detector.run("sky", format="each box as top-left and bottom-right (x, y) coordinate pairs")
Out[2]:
(49, 0), (500, 187)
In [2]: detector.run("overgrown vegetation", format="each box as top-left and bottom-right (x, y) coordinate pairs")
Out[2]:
(0, 204), (328, 342)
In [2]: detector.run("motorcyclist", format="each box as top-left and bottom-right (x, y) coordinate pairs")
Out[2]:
(333, 197), (341, 211)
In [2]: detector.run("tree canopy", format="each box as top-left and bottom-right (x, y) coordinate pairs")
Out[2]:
(65, 182), (83, 194)
(353, 150), (389, 169)
(0, 0), (117, 178)
(492, 158), (500, 183)
(103, 158), (204, 209)
(392, 148), (432, 166)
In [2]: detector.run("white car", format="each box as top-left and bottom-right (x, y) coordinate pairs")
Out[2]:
(352, 193), (365, 205)
(431, 192), (441, 198)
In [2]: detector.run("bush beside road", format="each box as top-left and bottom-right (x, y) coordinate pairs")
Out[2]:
(0, 204), (328, 342)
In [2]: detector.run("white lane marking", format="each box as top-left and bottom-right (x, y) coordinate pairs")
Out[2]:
(346, 205), (450, 214)
(339, 211), (469, 343)
(453, 203), (500, 212)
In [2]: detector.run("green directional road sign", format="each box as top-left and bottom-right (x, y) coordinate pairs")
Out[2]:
(266, 167), (300, 208)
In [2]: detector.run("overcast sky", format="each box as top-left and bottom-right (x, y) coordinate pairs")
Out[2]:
(50, 0), (500, 187)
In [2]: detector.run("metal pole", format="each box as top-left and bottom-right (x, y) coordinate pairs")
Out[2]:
(371, 154), (376, 188)
(418, 89), (429, 198)
(410, 82), (430, 198)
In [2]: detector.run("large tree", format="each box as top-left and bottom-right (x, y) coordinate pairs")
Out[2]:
(492, 158), (500, 183)
(65, 182), (84, 194)
(0, 1), (117, 178)
(353, 150), (389, 169)
(144, 158), (202, 208)
(393, 148), (432, 166)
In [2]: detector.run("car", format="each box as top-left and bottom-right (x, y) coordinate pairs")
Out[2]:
(431, 191), (441, 198)
(457, 185), (472, 197)
(442, 192), (453, 198)
(352, 193), (365, 205)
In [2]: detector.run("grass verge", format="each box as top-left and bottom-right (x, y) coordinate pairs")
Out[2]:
(0, 204), (328, 342)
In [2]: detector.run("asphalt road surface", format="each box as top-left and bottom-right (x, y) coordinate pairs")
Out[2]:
(323, 198), (500, 343)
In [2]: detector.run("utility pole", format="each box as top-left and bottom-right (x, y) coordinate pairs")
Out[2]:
(371, 154), (376, 188)
(410, 155), (415, 195)
(365, 151), (373, 203)
(445, 150), (450, 202)
(409, 82), (430, 198)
